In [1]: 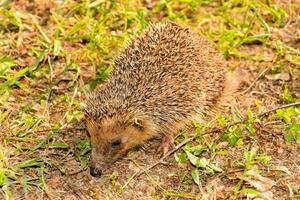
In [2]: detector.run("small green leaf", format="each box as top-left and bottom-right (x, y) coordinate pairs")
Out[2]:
(216, 115), (229, 126)
(192, 121), (204, 129)
(74, 138), (91, 169)
(221, 126), (242, 146)
(15, 67), (29, 79)
(109, 170), (118, 180)
(247, 110), (254, 121)
(241, 188), (258, 195)
(287, 122), (300, 136)
(14, 158), (44, 169)
(276, 107), (298, 124)
(66, 110), (85, 123)
(256, 155), (271, 164)
(190, 168), (200, 186)
(285, 133), (295, 142)
(284, 122), (300, 142)
(209, 163), (223, 172)
(196, 157), (209, 168)
(186, 151), (199, 166)
(282, 85), (296, 103)
(246, 124), (256, 134)
(53, 40), (62, 56)
(30, 51), (46, 72)
(0, 169), (6, 187)
(240, 34), (270, 45)
(183, 145), (207, 155)
(49, 141), (69, 149)
(0, 56), (15, 76)
(175, 152), (187, 164)
(246, 147), (257, 162)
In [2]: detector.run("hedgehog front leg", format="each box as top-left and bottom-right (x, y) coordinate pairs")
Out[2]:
(157, 121), (188, 157)
(157, 134), (175, 157)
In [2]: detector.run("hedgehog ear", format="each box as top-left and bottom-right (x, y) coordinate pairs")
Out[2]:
(133, 118), (144, 131)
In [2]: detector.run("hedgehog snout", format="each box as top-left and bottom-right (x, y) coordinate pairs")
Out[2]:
(89, 158), (106, 177)
(89, 165), (102, 177)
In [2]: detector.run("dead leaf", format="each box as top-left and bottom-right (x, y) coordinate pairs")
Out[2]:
(245, 174), (276, 192)
(272, 166), (292, 176)
(265, 73), (290, 81)
(244, 174), (276, 200)
(201, 177), (230, 199)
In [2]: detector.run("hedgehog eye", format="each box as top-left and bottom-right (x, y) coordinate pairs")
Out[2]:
(111, 139), (121, 147)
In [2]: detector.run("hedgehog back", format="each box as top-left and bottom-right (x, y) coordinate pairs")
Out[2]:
(86, 23), (226, 126)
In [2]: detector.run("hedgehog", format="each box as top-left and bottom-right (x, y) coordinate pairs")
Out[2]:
(83, 22), (238, 177)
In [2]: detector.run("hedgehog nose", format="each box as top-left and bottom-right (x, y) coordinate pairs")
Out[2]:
(90, 166), (102, 177)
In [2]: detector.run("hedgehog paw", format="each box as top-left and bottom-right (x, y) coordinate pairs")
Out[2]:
(157, 135), (175, 157)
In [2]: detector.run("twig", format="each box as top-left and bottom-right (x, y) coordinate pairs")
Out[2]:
(66, 168), (86, 176)
(42, 57), (54, 118)
(239, 66), (270, 95)
(122, 102), (300, 189)
(18, 126), (86, 135)
(43, 182), (54, 200)
(257, 102), (300, 117)
(42, 88), (52, 118)
(22, 118), (43, 136)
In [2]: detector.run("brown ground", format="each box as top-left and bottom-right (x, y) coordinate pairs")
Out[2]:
(13, 57), (299, 200)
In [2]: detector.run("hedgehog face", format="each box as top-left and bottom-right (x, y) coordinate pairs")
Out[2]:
(86, 115), (152, 177)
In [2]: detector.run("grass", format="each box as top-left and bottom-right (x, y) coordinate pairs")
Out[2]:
(0, 0), (299, 199)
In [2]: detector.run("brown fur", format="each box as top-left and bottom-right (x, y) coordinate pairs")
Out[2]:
(83, 22), (236, 176)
